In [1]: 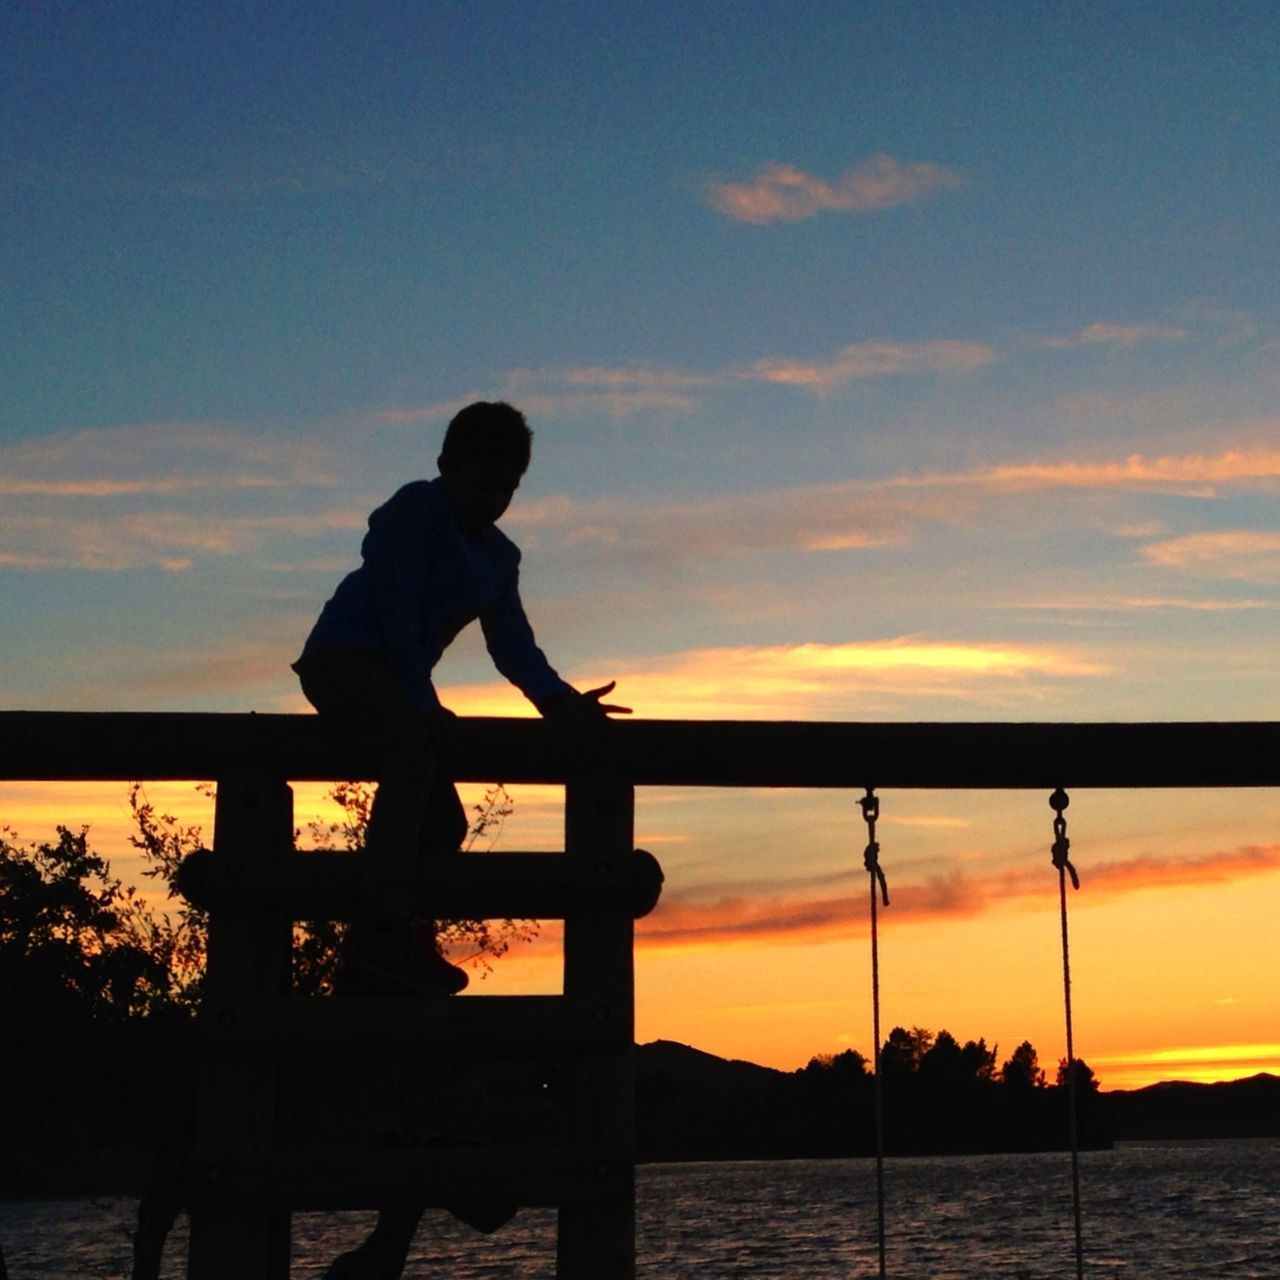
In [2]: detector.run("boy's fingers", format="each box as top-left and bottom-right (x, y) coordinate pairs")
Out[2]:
(581, 680), (631, 715)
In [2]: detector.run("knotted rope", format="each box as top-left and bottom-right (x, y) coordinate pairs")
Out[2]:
(1050, 787), (1084, 1280)
(859, 787), (889, 1280)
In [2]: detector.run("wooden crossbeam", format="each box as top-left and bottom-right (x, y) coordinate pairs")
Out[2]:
(185, 1142), (627, 1213)
(4, 709), (1280, 787)
(0, 1146), (155, 1199)
(176, 847), (664, 920)
(198, 994), (630, 1054)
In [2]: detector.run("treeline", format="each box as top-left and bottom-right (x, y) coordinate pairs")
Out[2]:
(637, 1030), (1108, 1162)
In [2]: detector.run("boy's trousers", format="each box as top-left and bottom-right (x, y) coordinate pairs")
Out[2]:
(292, 649), (468, 906)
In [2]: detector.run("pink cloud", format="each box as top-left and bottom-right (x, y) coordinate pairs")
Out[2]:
(708, 155), (961, 224)
(1141, 530), (1280, 580)
(1037, 322), (1191, 350)
(638, 843), (1280, 951)
(744, 340), (994, 390)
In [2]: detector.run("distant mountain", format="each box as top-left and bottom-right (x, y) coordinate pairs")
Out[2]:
(636, 1042), (1280, 1162)
(637, 1039), (801, 1161)
(1104, 1073), (1280, 1141)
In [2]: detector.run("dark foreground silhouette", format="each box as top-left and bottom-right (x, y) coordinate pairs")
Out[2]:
(635, 1038), (1280, 1162)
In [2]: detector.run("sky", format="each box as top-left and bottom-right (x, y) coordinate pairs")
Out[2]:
(3, 1), (1280, 1090)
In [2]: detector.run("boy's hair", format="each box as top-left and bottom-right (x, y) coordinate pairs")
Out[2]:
(441, 401), (533, 474)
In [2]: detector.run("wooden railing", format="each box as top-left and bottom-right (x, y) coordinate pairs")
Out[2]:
(3, 710), (1280, 1279)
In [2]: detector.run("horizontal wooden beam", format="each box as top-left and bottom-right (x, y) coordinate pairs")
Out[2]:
(0, 1145), (155, 1198)
(3, 710), (1280, 788)
(0, 1144), (627, 1210)
(186, 1141), (628, 1212)
(199, 994), (631, 1053)
(176, 848), (665, 920)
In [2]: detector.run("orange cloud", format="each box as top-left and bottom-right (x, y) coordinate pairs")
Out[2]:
(444, 637), (1106, 721)
(894, 447), (1280, 497)
(1141, 530), (1280, 580)
(743, 339), (994, 391)
(1036, 321), (1191, 349)
(1093, 1042), (1280, 1088)
(0, 506), (366, 572)
(0, 421), (337, 496)
(507, 485), (910, 565)
(707, 155), (961, 224)
(501, 445), (1280, 581)
(1004, 594), (1276, 613)
(637, 843), (1280, 953)
(0, 420), (360, 571)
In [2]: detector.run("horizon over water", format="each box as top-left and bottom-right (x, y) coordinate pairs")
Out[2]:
(2, 1139), (1277, 1278)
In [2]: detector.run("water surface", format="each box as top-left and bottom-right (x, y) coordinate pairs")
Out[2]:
(2, 1140), (1276, 1278)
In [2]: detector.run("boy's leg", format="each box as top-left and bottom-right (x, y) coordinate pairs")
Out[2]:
(319, 1201), (425, 1280)
(294, 650), (436, 889)
(293, 650), (466, 993)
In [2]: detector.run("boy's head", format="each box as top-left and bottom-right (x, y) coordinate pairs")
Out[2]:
(440, 401), (532, 474)
(438, 401), (533, 535)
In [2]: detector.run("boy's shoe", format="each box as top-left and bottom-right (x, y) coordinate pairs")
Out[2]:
(446, 1190), (519, 1235)
(320, 1232), (413, 1280)
(334, 921), (469, 997)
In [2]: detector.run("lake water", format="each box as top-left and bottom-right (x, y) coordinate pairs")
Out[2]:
(2, 1140), (1277, 1278)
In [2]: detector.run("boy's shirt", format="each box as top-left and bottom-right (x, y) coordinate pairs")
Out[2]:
(298, 477), (572, 713)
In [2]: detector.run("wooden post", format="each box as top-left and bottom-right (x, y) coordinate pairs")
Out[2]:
(556, 770), (637, 1279)
(187, 768), (294, 1279)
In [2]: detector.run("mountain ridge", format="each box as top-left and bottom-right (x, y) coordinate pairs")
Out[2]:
(635, 1040), (1280, 1161)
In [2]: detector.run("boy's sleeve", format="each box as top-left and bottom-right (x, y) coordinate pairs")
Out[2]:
(480, 570), (574, 710)
(364, 484), (443, 711)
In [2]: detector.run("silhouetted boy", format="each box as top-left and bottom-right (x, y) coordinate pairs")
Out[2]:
(294, 400), (627, 995)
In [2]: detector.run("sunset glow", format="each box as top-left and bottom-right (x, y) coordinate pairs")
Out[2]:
(5, 3), (1280, 1097)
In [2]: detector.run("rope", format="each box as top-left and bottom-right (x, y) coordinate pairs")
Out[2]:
(1049, 787), (1084, 1280)
(859, 787), (889, 1280)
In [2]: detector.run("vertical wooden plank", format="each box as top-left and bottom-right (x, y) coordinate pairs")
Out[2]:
(188, 769), (293, 1280)
(556, 771), (636, 1280)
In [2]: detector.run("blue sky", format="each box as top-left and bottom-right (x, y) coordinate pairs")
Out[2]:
(4, 2), (1280, 1077)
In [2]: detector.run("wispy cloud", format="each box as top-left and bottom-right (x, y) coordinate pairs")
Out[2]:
(1006, 594), (1277, 613)
(0, 421), (337, 498)
(501, 445), (1280, 578)
(0, 420), (362, 572)
(638, 842), (1280, 952)
(0, 508), (364, 572)
(506, 485), (914, 566)
(743, 340), (994, 390)
(506, 365), (706, 416)
(376, 339), (996, 423)
(441, 637), (1106, 720)
(707, 155), (962, 224)
(1035, 321), (1192, 350)
(374, 378), (702, 424)
(1141, 530), (1280, 581)
(892, 447), (1280, 498)
(1091, 1041), (1280, 1087)
(9, 417), (1278, 583)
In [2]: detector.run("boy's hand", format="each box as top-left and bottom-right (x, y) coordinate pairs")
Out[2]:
(542, 680), (632, 721)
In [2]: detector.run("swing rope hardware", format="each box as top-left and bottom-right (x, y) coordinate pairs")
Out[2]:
(1049, 787), (1085, 1280)
(1049, 786), (1080, 890)
(859, 788), (890, 907)
(859, 787), (889, 1280)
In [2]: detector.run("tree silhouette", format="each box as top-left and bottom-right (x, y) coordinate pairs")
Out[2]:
(1, 780), (537, 1019)
(1057, 1057), (1099, 1093)
(1001, 1040), (1046, 1091)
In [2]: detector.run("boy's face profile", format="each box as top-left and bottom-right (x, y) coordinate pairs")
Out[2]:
(438, 454), (524, 536)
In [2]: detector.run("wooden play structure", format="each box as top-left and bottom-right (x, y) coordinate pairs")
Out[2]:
(2, 710), (1278, 1277)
